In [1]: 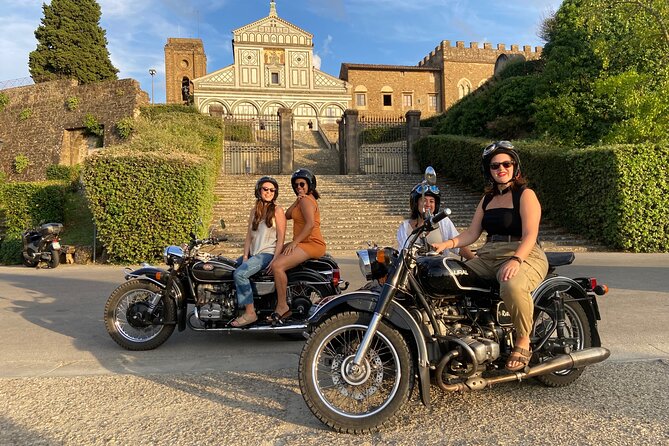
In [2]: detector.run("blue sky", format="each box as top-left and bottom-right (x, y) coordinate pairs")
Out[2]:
(1, 0), (562, 103)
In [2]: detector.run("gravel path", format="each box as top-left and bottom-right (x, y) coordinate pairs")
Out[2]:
(2, 360), (667, 446)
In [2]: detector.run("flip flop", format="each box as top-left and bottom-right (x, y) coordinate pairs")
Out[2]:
(230, 313), (258, 327)
(266, 310), (292, 325)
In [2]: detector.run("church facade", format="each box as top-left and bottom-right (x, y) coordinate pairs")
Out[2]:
(164, 1), (541, 122)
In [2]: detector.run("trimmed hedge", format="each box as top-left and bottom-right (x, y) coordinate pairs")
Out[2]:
(414, 136), (669, 252)
(82, 107), (224, 263)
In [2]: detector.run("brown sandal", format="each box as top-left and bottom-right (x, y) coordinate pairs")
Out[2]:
(506, 346), (532, 371)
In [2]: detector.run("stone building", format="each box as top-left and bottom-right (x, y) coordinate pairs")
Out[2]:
(178, 1), (350, 131)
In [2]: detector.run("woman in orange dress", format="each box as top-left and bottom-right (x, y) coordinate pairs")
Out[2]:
(267, 168), (326, 323)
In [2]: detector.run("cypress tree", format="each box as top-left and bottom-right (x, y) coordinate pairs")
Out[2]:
(29, 0), (118, 83)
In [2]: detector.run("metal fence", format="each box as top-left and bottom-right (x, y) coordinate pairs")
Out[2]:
(222, 114), (280, 174)
(359, 116), (408, 174)
(0, 77), (33, 91)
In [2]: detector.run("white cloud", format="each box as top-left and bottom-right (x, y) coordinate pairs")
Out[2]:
(312, 53), (322, 69)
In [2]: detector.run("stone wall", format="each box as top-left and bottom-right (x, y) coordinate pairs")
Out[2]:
(0, 78), (148, 181)
(164, 38), (207, 104)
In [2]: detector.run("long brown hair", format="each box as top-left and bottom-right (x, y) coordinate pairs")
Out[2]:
(484, 176), (527, 196)
(251, 200), (275, 231)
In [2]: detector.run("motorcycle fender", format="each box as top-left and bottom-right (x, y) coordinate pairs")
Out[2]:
(309, 291), (432, 408)
(287, 270), (335, 295)
(125, 266), (169, 288)
(533, 276), (602, 347)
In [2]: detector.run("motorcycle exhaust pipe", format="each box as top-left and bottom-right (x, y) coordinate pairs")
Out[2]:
(438, 347), (610, 392)
(188, 323), (308, 333)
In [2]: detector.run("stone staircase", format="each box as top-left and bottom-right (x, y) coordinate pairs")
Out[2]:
(210, 173), (605, 257)
(292, 130), (340, 175)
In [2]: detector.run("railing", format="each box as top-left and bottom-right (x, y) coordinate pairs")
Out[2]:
(0, 77), (34, 91)
(358, 115), (408, 174)
(222, 114), (280, 174)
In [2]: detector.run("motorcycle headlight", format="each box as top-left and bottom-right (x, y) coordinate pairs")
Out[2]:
(163, 245), (184, 266)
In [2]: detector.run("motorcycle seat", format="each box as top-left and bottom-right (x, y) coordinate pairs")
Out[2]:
(545, 252), (575, 268)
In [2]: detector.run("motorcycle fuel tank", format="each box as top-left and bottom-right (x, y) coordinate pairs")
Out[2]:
(415, 255), (489, 297)
(191, 260), (235, 282)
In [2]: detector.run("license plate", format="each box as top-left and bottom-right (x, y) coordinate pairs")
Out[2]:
(52, 241), (61, 250)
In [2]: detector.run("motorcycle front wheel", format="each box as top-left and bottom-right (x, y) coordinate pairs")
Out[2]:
(298, 311), (413, 434)
(104, 280), (176, 350)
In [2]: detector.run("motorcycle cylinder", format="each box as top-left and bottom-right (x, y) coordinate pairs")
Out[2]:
(416, 256), (487, 297)
(191, 260), (235, 282)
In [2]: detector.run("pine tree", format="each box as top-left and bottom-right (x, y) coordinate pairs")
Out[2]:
(29, 0), (118, 84)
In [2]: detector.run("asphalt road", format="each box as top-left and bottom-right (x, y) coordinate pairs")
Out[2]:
(1, 252), (668, 445)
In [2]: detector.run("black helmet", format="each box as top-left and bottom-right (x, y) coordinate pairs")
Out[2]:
(291, 168), (316, 195)
(410, 183), (441, 217)
(481, 140), (521, 182)
(255, 176), (279, 201)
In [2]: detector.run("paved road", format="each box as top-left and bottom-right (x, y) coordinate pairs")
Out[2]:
(1, 253), (668, 445)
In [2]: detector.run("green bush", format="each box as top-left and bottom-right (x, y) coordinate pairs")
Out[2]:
(46, 164), (81, 184)
(0, 237), (23, 265)
(414, 135), (669, 252)
(0, 181), (67, 238)
(0, 92), (8, 112)
(83, 113), (104, 137)
(223, 122), (254, 142)
(115, 116), (135, 139)
(359, 125), (405, 144)
(13, 154), (30, 174)
(19, 108), (32, 120)
(65, 96), (79, 111)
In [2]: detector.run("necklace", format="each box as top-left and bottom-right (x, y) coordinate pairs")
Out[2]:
(499, 187), (511, 195)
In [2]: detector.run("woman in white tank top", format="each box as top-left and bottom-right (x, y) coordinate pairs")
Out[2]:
(230, 177), (286, 327)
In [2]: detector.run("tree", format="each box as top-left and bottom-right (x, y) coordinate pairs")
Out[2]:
(28, 0), (118, 84)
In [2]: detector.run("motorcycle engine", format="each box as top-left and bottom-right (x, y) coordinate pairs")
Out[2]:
(196, 284), (236, 321)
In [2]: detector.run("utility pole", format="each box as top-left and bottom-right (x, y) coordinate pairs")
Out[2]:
(148, 68), (156, 104)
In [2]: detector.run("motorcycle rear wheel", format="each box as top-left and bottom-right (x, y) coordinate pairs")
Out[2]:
(298, 311), (413, 434)
(22, 248), (38, 267)
(532, 297), (591, 387)
(47, 248), (60, 268)
(104, 280), (176, 350)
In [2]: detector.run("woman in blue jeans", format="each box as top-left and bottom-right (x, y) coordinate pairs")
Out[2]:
(231, 176), (286, 327)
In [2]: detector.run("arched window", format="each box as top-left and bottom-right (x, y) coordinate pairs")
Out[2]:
(457, 79), (472, 99)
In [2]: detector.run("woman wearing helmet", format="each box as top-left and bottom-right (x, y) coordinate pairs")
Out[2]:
(435, 141), (548, 371)
(396, 183), (474, 260)
(230, 176), (286, 327)
(268, 168), (326, 324)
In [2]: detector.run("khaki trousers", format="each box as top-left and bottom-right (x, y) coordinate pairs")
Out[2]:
(466, 241), (548, 337)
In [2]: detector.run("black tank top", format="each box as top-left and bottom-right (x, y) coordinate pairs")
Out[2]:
(481, 187), (525, 237)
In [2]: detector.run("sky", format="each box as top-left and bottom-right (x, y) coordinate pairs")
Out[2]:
(0, 0), (563, 104)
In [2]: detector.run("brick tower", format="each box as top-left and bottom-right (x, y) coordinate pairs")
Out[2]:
(164, 38), (207, 104)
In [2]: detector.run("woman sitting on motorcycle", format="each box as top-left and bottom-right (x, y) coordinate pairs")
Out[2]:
(434, 141), (548, 371)
(231, 176), (286, 327)
(397, 182), (475, 260)
(268, 168), (326, 324)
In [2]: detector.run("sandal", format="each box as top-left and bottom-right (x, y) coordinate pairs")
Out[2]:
(506, 346), (532, 371)
(266, 310), (292, 325)
(230, 313), (258, 328)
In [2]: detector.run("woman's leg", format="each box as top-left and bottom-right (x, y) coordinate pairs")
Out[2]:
(271, 247), (310, 316)
(233, 253), (273, 315)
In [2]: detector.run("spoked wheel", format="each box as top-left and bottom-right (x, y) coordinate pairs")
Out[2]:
(532, 295), (592, 387)
(278, 283), (325, 341)
(104, 280), (176, 350)
(298, 311), (413, 434)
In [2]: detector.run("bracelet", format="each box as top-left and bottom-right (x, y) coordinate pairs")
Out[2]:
(510, 255), (523, 265)
(450, 239), (456, 250)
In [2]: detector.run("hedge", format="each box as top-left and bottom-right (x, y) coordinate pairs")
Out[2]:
(414, 135), (669, 252)
(82, 150), (214, 262)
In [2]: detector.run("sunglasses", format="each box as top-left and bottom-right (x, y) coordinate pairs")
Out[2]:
(413, 184), (440, 194)
(293, 181), (308, 188)
(489, 161), (515, 170)
(261, 187), (276, 192)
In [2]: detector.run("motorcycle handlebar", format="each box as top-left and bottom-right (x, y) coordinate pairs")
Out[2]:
(430, 208), (451, 226)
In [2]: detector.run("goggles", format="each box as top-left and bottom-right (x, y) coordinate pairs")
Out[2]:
(482, 140), (514, 158)
(413, 184), (440, 194)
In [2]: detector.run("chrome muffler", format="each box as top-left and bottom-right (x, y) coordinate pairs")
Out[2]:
(438, 347), (610, 391)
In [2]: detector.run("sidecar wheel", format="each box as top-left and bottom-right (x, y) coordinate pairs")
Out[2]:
(298, 311), (413, 434)
(532, 297), (592, 387)
(104, 280), (176, 351)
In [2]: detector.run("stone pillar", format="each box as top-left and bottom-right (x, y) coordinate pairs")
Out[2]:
(343, 109), (361, 174)
(278, 108), (293, 174)
(406, 110), (422, 174)
(337, 118), (346, 174)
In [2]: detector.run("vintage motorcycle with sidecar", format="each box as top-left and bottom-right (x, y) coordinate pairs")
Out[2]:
(297, 167), (610, 433)
(104, 230), (347, 350)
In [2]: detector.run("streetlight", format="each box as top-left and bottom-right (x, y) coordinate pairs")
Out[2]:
(148, 68), (156, 104)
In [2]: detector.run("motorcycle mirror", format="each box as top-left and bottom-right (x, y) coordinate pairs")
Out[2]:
(220, 219), (226, 229)
(424, 166), (437, 185)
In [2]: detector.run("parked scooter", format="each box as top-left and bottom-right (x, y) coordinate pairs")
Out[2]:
(22, 223), (63, 268)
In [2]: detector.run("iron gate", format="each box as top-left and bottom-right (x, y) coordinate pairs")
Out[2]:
(359, 116), (408, 174)
(223, 114), (280, 174)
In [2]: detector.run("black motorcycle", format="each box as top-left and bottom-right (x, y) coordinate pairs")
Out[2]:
(104, 232), (347, 350)
(22, 222), (63, 268)
(298, 168), (610, 433)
